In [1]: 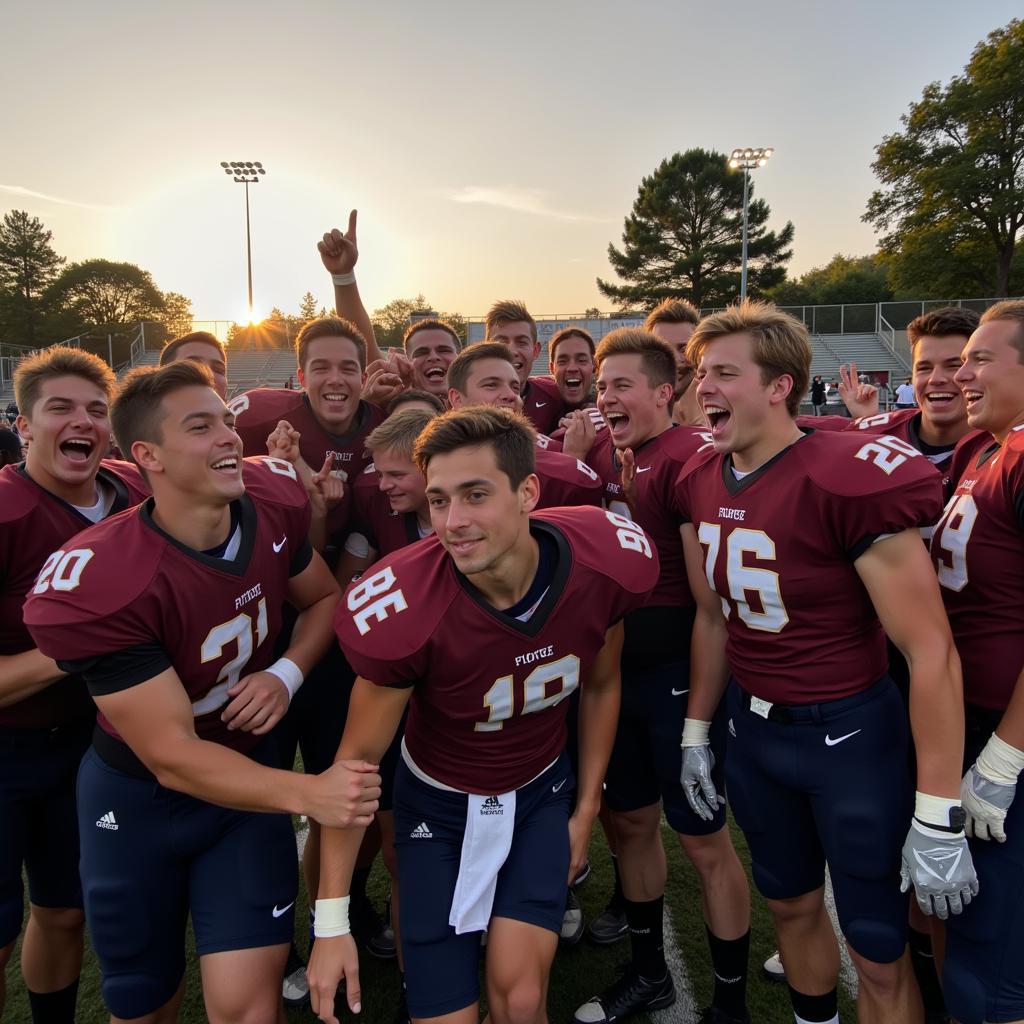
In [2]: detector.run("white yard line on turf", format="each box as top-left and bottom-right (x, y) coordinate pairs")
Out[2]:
(652, 903), (698, 1024)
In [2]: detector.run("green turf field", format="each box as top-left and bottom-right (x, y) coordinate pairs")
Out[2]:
(5, 816), (858, 1023)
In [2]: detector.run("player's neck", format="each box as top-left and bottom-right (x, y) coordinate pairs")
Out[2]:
(27, 456), (99, 508)
(993, 410), (1024, 445)
(310, 402), (358, 438)
(732, 417), (804, 474)
(151, 491), (234, 552)
(918, 414), (969, 449)
(469, 531), (540, 611)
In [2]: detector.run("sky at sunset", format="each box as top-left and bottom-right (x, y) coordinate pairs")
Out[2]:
(1, 0), (1018, 324)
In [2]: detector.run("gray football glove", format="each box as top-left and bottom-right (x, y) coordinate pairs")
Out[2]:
(961, 763), (1015, 842)
(899, 818), (978, 920)
(680, 745), (725, 822)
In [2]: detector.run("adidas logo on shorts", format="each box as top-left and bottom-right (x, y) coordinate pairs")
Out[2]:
(481, 795), (504, 816)
(95, 811), (118, 831)
(410, 821), (433, 838)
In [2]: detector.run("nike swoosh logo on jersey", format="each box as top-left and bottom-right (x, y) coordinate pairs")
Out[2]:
(272, 901), (295, 918)
(272, 537), (286, 552)
(552, 779), (567, 793)
(824, 729), (862, 747)
(671, 688), (689, 696)
(636, 466), (652, 473)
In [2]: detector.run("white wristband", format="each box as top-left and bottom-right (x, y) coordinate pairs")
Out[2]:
(681, 718), (712, 748)
(314, 896), (351, 938)
(331, 271), (356, 287)
(265, 657), (304, 700)
(914, 791), (962, 829)
(976, 733), (1024, 785)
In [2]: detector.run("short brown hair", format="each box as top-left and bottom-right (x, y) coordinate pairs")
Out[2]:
(979, 300), (1024, 362)
(550, 327), (595, 360)
(446, 342), (516, 397)
(485, 300), (537, 343)
(387, 389), (446, 416)
(596, 329), (677, 390)
(366, 407), (438, 461)
(295, 316), (367, 371)
(112, 360), (215, 462)
(414, 405), (536, 490)
(906, 307), (980, 348)
(14, 347), (116, 418)
(645, 298), (700, 332)
(403, 318), (462, 353)
(159, 331), (227, 366)
(686, 300), (811, 417)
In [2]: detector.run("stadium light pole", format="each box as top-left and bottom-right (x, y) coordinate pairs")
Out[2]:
(728, 148), (773, 301)
(220, 161), (267, 321)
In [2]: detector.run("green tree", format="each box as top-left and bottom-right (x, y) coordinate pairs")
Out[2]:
(583, 306), (602, 318)
(864, 19), (1024, 297)
(371, 295), (467, 349)
(769, 254), (893, 306)
(0, 210), (65, 346)
(298, 291), (319, 322)
(159, 291), (194, 339)
(598, 149), (794, 309)
(47, 259), (165, 326)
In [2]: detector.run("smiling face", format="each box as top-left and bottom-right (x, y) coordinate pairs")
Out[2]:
(374, 446), (427, 515)
(954, 319), (1024, 441)
(596, 353), (673, 450)
(18, 375), (111, 504)
(425, 442), (538, 577)
(912, 334), (968, 435)
(489, 320), (540, 388)
(134, 385), (244, 504)
(449, 357), (522, 412)
(169, 340), (229, 399)
(407, 328), (459, 397)
(551, 336), (594, 406)
(298, 335), (365, 432)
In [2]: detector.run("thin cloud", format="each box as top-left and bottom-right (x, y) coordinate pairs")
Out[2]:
(448, 185), (603, 223)
(0, 184), (119, 210)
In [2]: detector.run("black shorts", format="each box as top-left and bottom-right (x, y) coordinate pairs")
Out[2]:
(0, 721), (90, 946)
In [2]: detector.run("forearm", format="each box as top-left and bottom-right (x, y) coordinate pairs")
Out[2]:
(283, 591), (339, 676)
(688, 606), (731, 721)
(333, 280), (381, 365)
(908, 641), (966, 797)
(318, 820), (366, 900)
(149, 735), (312, 814)
(574, 676), (621, 820)
(0, 649), (67, 707)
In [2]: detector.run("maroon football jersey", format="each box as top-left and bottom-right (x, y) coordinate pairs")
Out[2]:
(24, 457), (312, 754)
(534, 447), (604, 510)
(351, 465), (429, 557)
(230, 388), (384, 536)
(795, 414), (853, 432)
(675, 429), (943, 704)
(520, 376), (567, 435)
(0, 460), (149, 729)
(336, 506), (659, 793)
(931, 426), (1024, 711)
(534, 432), (563, 453)
(849, 409), (959, 492)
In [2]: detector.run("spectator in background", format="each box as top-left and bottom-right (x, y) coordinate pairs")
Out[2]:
(895, 377), (916, 409)
(811, 375), (827, 416)
(0, 427), (21, 466)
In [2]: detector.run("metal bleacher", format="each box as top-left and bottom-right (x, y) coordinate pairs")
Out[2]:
(114, 348), (297, 399)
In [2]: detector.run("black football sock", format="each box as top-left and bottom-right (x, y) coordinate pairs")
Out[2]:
(788, 985), (838, 1023)
(707, 926), (750, 1020)
(624, 895), (666, 979)
(909, 926), (947, 1019)
(609, 852), (624, 911)
(27, 979), (79, 1024)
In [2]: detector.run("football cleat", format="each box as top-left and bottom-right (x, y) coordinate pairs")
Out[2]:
(573, 966), (675, 1023)
(587, 900), (628, 946)
(700, 1007), (751, 1024)
(561, 887), (585, 946)
(762, 950), (785, 983)
(281, 944), (309, 1007)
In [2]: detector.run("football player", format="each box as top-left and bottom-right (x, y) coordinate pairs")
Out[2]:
(307, 406), (659, 1024)
(485, 300), (566, 434)
(159, 330), (229, 399)
(574, 330), (751, 1024)
(0, 349), (148, 1024)
(645, 298), (702, 427)
(403, 319), (463, 400)
(676, 301), (976, 1024)
(24, 360), (380, 1024)
(549, 327), (596, 412)
(931, 300), (1024, 1024)
(447, 343), (604, 507)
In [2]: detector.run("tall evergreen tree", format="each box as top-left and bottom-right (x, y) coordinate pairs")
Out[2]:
(0, 210), (65, 345)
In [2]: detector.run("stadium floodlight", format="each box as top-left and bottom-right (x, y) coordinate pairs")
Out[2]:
(727, 146), (774, 300)
(219, 160), (267, 321)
